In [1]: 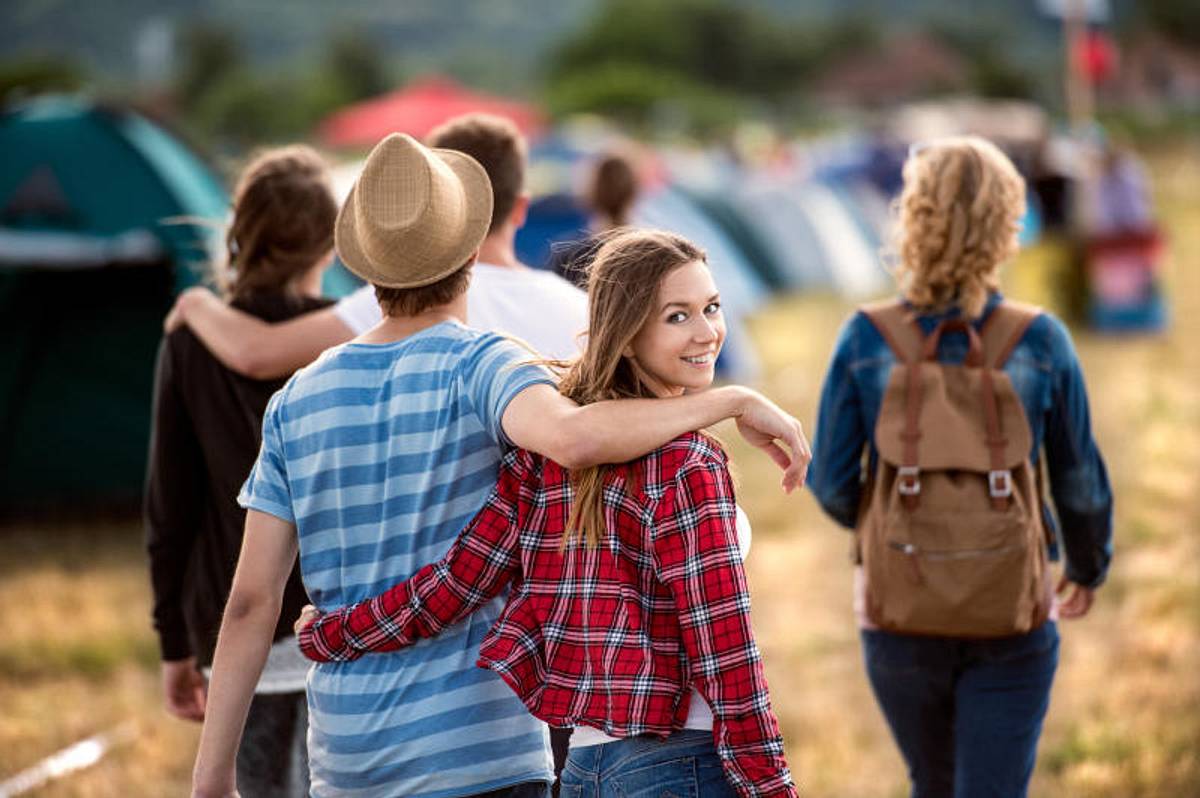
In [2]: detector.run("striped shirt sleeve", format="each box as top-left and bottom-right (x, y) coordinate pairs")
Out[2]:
(462, 334), (555, 448)
(238, 388), (295, 523)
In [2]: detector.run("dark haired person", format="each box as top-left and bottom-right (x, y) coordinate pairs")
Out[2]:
(190, 134), (809, 798)
(165, 113), (587, 373)
(145, 145), (337, 797)
(550, 151), (640, 288)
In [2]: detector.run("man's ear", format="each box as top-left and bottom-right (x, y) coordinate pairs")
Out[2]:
(510, 194), (530, 231)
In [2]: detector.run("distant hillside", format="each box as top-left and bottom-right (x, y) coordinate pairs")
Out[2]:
(0, 0), (596, 95)
(0, 0), (1142, 95)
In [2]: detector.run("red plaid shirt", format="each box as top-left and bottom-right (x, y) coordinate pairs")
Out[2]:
(299, 432), (797, 797)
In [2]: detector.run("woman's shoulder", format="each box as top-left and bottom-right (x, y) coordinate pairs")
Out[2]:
(651, 432), (728, 477)
(1003, 305), (1078, 368)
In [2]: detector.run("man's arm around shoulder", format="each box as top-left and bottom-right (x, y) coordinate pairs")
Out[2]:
(501, 383), (811, 492)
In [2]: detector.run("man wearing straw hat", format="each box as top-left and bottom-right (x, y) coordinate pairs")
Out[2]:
(191, 134), (809, 798)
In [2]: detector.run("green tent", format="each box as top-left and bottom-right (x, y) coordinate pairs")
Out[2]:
(0, 96), (228, 511)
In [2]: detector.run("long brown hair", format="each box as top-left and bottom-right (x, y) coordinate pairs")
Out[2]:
(218, 145), (337, 301)
(557, 228), (706, 548)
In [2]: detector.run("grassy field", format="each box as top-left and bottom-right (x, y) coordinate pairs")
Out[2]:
(2, 150), (1197, 796)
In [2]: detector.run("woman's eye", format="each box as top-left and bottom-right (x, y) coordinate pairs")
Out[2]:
(667, 311), (687, 323)
(704, 302), (721, 315)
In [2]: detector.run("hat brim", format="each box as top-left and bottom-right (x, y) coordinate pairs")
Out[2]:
(336, 147), (493, 290)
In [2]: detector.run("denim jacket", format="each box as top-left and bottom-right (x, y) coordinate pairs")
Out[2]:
(809, 292), (1113, 588)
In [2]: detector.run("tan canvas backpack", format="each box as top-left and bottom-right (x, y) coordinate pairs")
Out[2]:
(856, 299), (1052, 637)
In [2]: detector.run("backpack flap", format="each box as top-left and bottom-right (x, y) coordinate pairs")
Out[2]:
(873, 364), (1033, 474)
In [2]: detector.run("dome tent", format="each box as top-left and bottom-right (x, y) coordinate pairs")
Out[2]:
(0, 96), (227, 510)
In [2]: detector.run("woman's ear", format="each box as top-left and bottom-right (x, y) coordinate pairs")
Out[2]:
(622, 345), (635, 359)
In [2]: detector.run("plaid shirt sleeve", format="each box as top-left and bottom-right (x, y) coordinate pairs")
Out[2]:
(299, 451), (529, 663)
(652, 453), (798, 798)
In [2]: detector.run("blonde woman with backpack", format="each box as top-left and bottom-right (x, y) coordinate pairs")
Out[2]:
(809, 136), (1113, 798)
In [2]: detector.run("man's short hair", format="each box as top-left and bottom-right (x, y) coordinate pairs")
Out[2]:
(375, 262), (472, 318)
(427, 114), (527, 234)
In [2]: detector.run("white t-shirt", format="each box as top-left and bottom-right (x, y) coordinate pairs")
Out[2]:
(570, 505), (754, 748)
(332, 262), (588, 360)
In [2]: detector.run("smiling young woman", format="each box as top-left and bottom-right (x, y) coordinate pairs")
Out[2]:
(624, 258), (726, 396)
(296, 228), (803, 798)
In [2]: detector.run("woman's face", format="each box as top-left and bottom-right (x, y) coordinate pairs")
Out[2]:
(624, 260), (725, 397)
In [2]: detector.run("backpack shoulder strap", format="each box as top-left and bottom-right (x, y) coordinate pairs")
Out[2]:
(860, 299), (924, 364)
(980, 300), (1042, 369)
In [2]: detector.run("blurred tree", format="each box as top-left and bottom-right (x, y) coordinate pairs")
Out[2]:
(173, 21), (242, 110)
(545, 61), (743, 134)
(192, 69), (304, 149)
(969, 52), (1036, 100)
(926, 14), (1039, 102)
(1139, 0), (1200, 48)
(545, 0), (818, 131)
(0, 58), (86, 105)
(325, 27), (393, 101)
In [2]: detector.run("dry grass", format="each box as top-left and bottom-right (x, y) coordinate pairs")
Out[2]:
(1, 150), (1197, 795)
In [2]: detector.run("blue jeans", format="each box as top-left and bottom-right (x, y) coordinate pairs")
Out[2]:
(559, 730), (736, 798)
(862, 622), (1060, 798)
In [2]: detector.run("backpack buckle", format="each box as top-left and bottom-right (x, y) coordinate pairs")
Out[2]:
(988, 469), (1013, 498)
(897, 466), (921, 496)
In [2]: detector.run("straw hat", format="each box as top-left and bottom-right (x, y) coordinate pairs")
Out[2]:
(335, 133), (493, 288)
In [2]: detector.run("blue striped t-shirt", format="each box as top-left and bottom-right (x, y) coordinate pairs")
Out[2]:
(240, 321), (555, 798)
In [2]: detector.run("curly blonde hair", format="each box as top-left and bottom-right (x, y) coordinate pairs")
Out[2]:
(891, 136), (1026, 319)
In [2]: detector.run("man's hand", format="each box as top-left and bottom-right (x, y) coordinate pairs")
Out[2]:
(1057, 575), (1096, 619)
(293, 604), (322, 636)
(162, 657), (207, 722)
(731, 388), (812, 493)
(164, 287), (209, 333)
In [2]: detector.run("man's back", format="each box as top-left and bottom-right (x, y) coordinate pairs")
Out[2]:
(240, 321), (554, 797)
(468, 263), (587, 361)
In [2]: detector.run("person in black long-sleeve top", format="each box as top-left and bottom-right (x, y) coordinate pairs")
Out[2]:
(144, 145), (337, 797)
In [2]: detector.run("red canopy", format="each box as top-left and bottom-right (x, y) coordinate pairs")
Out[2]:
(318, 76), (545, 149)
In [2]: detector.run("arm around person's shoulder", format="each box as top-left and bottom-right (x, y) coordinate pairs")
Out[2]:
(298, 448), (534, 662)
(168, 287), (355, 380)
(502, 380), (810, 490)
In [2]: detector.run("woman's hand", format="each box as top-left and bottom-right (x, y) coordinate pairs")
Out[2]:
(162, 658), (207, 722)
(294, 604), (323, 636)
(1056, 575), (1096, 619)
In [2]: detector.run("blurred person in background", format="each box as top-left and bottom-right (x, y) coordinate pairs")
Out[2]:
(297, 229), (803, 798)
(550, 151), (640, 288)
(164, 113), (587, 372)
(809, 136), (1113, 798)
(1090, 139), (1154, 236)
(144, 145), (338, 797)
